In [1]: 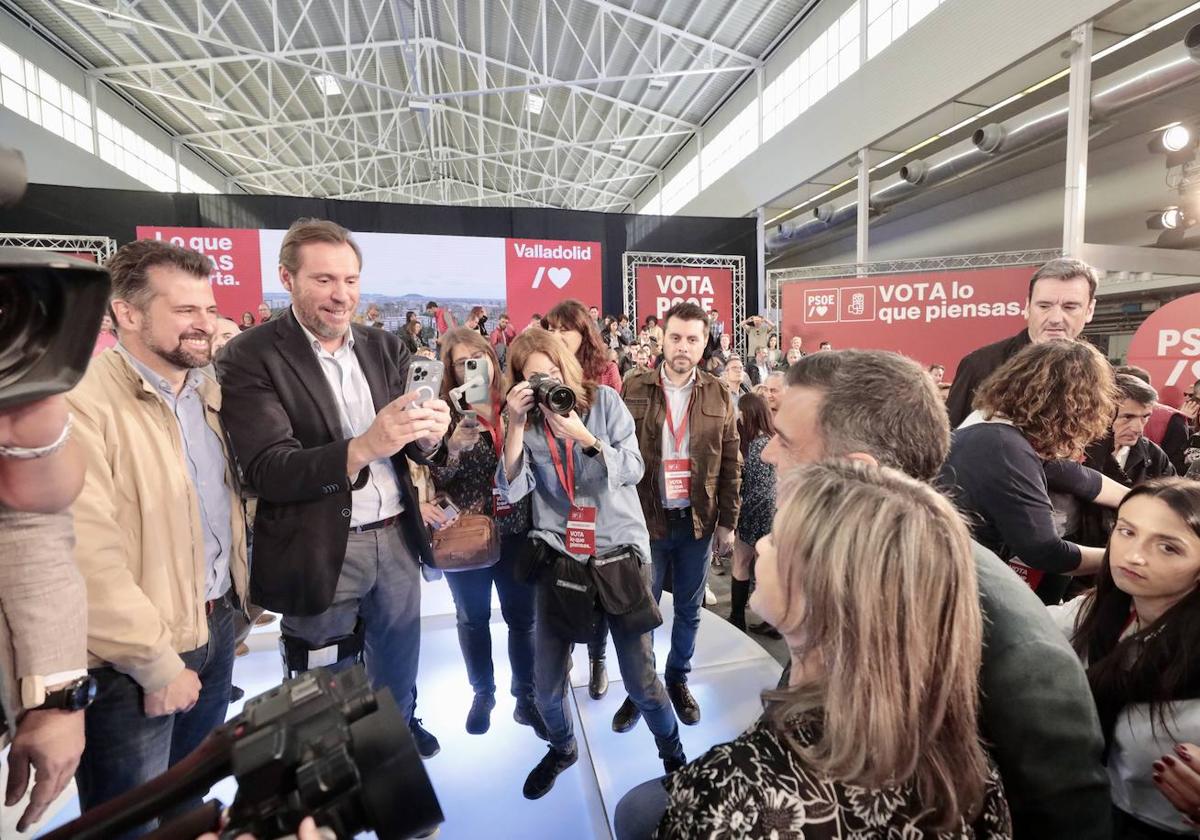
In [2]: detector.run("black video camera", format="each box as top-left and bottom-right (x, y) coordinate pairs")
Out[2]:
(43, 666), (443, 840)
(527, 373), (577, 418)
(0, 146), (111, 410)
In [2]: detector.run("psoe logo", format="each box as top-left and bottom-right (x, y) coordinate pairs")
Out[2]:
(804, 289), (838, 324)
(839, 286), (876, 322)
(531, 266), (572, 289)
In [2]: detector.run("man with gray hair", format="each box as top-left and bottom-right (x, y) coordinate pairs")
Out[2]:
(947, 258), (1099, 426)
(762, 349), (1110, 840)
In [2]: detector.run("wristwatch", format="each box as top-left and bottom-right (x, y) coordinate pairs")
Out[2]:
(31, 676), (97, 712)
(582, 437), (601, 458)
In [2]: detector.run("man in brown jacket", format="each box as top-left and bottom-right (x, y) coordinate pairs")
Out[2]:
(611, 302), (741, 731)
(67, 240), (249, 837)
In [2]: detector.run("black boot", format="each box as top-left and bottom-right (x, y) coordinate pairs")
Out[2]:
(588, 657), (609, 700)
(523, 746), (578, 799)
(729, 577), (751, 631)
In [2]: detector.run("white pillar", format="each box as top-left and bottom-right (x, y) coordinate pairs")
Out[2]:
(1062, 23), (1093, 257)
(856, 148), (870, 273)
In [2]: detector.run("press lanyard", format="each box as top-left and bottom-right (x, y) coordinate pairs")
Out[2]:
(476, 400), (504, 456)
(663, 385), (694, 453)
(543, 422), (576, 506)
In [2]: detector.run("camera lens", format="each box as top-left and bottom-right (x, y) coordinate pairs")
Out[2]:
(0, 270), (59, 392)
(544, 383), (576, 415)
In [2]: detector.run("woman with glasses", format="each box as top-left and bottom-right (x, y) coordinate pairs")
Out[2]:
(427, 327), (545, 739)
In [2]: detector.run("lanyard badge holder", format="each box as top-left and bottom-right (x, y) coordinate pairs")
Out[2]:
(662, 392), (694, 503)
(544, 423), (597, 555)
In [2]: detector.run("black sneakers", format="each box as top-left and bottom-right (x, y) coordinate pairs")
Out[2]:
(410, 718), (441, 759)
(522, 746), (578, 800)
(611, 696), (641, 733)
(514, 697), (550, 741)
(465, 693), (496, 735)
(588, 657), (609, 700)
(667, 682), (701, 725)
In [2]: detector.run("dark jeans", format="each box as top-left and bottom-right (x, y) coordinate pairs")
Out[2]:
(281, 523), (422, 721)
(614, 777), (669, 840)
(533, 575), (683, 762)
(587, 615), (609, 661)
(76, 596), (237, 839)
(650, 521), (714, 685)
(443, 534), (536, 700)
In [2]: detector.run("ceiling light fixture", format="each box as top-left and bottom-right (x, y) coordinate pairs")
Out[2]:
(526, 93), (545, 115)
(314, 74), (344, 97)
(1163, 124), (1192, 152)
(1147, 206), (1192, 230)
(408, 99), (432, 111)
(648, 78), (669, 90)
(201, 108), (228, 122)
(611, 143), (628, 152)
(768, 0), (1200, 227)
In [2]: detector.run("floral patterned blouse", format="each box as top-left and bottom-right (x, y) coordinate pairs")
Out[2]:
(656, 712), (1012, 840)
(430, 416), (530, 537)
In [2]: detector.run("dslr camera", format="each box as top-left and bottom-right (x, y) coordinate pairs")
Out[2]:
(526, 372), (576, 418)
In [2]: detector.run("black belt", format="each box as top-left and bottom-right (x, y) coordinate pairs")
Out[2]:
(350, 513), (401, 534)
(663, 507), (692, 522)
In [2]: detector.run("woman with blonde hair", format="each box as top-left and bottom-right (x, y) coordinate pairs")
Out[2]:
(939, 340), (1128, 604)
(427, 327), (543, 738)
(497, 328), (685, 800)
(617, 460), (1010, 839)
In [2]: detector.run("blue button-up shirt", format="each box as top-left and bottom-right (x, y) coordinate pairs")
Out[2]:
(119, 345), (232, 600)
(496, 385), (652, 564)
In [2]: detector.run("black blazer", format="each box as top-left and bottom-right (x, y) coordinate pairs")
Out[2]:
(217, 309), (438, 616)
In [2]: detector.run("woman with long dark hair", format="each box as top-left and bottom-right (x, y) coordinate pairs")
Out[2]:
(727, 393), (776, 632)
(544, 301), (624, 395)
(1051, 478), (1200, 837)
(427, 327), (544, 739)
(499, 328), (685, 799)
(400, 318), (424, 354)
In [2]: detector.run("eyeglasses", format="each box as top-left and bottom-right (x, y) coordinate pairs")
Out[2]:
(452, 352), (487, 373)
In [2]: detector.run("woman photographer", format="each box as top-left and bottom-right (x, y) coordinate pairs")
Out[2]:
(427, 328), (544, 739)
(615, 461), (1010, 839)
(1050, 478), (1200, 838)
(497, 328), (685, 801)
(543, 299), (623, 393)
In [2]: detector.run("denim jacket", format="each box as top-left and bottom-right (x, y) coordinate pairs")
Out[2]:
(496, 385), (652, 564)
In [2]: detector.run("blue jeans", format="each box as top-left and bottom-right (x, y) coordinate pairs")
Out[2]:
(533, 573), (683, 762)
(614, 777), (670, 840)
(443, 534), (535, 700)
(76, 596), (237, 839)
(650, 521), (714, 685)
(281, 523), (422, 721)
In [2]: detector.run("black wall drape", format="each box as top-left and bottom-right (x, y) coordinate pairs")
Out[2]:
(1, 184), (759, 316)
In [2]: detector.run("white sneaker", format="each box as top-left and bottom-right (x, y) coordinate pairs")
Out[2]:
(704, 586), (717, 606)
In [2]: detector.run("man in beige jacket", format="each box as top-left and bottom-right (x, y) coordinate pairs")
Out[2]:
(67, 239), (249, 837)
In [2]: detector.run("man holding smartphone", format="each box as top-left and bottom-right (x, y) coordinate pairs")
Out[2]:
(218, 218), (451, 759)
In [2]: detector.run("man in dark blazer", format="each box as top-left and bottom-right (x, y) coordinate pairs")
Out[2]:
(946, 258), (1098, 427)
(217, 219), (451, 758)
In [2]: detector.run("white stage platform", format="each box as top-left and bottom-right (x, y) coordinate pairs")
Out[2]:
(35, 578), (780, 839)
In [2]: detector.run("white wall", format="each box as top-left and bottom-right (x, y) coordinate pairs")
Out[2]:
(0, 7), (228, 192)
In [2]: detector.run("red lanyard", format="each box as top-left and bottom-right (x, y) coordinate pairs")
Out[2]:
(663, 385), (694, 453)
(476, 400), (504, 456)
(543, 422), (576, 506)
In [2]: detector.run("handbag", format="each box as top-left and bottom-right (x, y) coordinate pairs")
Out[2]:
(430, 513), (500, 572)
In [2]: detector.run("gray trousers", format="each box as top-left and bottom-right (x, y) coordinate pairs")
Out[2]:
(281, 524), (422, 721)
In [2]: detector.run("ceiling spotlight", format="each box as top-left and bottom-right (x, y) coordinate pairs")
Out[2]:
(314, 74), (344, 97)
(1149, 123), (1197, 164)
(526, 93), (545, 115)
(648, 78), (669, 90)
(1147, 206), (1193, 231)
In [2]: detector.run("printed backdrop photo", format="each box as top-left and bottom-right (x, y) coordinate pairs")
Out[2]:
(135, 225), (603, 330)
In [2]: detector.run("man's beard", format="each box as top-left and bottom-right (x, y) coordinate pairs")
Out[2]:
(669, 354), (696, 373)
(144, 325), (211, 369)
(297, 299), (348, 340)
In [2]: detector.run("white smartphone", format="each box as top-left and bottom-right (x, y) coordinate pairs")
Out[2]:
(432, 499), (460, 530)
(403, 358), (445, 407)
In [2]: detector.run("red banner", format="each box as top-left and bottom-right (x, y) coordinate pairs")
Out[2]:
(634, 264), (733, 326)
(1126, 292), (1200, 409)
(135, 226), (263, 321)
(503, 238), (603, 327)
(780, 266), (1033, 379)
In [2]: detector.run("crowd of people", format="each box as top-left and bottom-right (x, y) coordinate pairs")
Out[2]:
(6, 228), (1200, 840)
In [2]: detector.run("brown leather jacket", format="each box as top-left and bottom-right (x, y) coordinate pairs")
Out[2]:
(622, 367), (741, 541)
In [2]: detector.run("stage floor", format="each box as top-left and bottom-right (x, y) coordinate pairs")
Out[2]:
(34, 580), (780, 839)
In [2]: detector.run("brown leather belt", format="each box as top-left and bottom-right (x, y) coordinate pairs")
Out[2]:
(350, 513), (401, 534)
